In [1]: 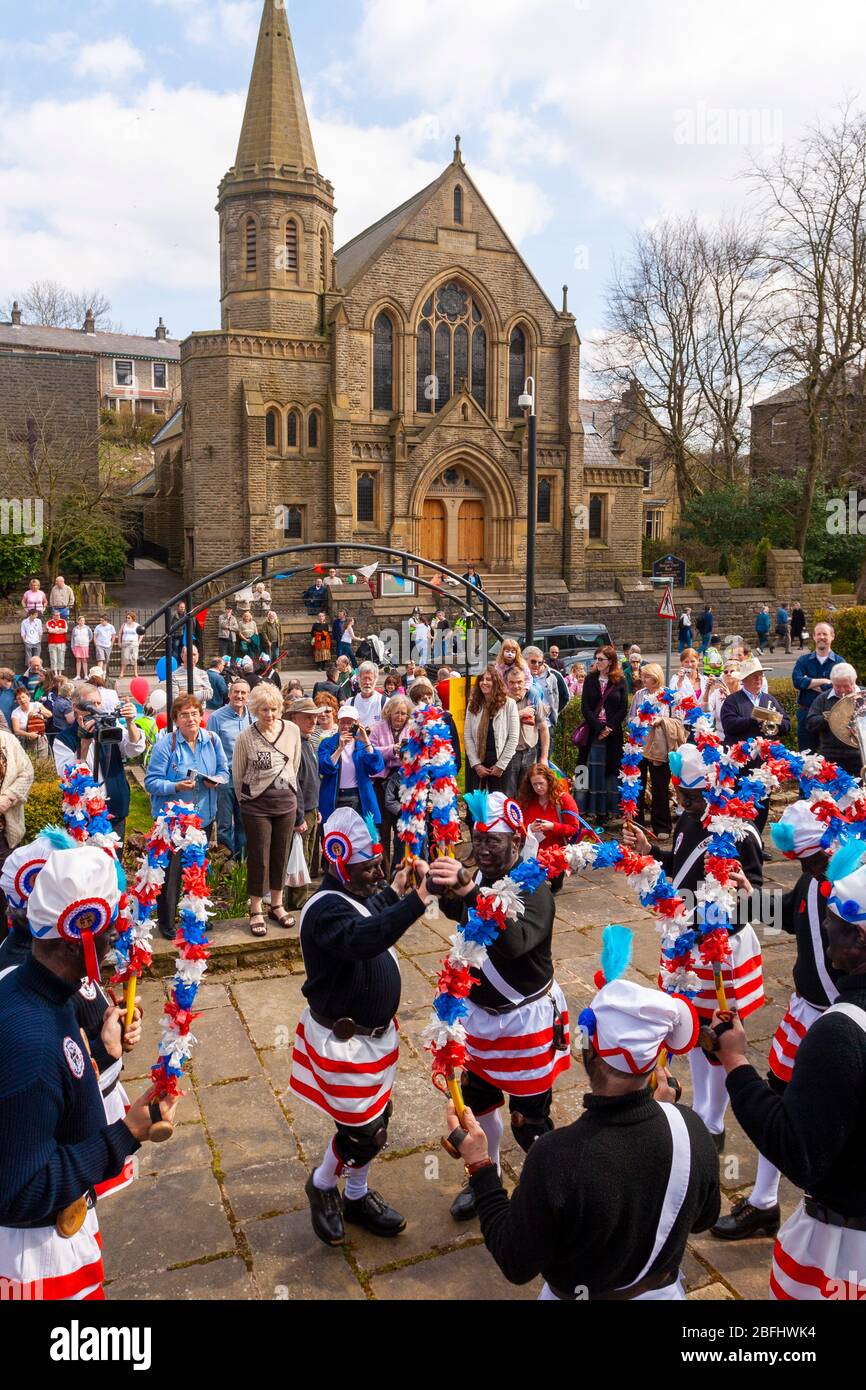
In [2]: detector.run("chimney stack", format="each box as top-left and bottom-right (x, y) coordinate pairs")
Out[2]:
(155, 317), (168, 341)
(11, 301), (22, 326)
(84, 308), (96, 334)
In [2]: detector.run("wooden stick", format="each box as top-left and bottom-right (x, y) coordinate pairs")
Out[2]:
(713, 963), (729, 1013)
(125, 976), (138, 1031)
(447, 1074), (466, 1125)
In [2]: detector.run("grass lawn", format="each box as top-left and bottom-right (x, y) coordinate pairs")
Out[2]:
(126, 777), (153, 835)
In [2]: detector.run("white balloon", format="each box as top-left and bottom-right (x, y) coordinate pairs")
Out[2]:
(149, 689), (168, 712)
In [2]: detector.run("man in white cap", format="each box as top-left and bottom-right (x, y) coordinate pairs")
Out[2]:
(428, 791), (571, 1222)
(625, 743), (764, 1152)
(712, 799), (841, 1241)
(715, 841), (866, 1300)
(445, 956), (720, 1299)
(290, 808), (433, 1247)
(0, 846), (176, 1300)
(720, 657), (790, 832)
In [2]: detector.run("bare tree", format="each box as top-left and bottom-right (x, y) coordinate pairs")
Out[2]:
(597, 217), (707, 510)
(2, 281), (118, 330)
(751, 105), (866, 553)
(1, 393), (133, 577)
(692, 218), (770, 484)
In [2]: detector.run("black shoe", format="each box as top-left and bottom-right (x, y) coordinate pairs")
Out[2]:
(158, 923), (176, 941)
(711, 1128), (726, 1155)
(711, 1197), (781, 1241)
(450, 1179), (477, 1222)
(304, 1173), (345, 1246)
(343, 1189), (406, 1237)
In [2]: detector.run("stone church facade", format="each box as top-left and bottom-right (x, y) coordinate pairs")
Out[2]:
(168, 0), (645, 590)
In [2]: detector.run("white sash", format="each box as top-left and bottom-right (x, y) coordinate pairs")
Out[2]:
(618, 1102), (692, 1291)
(299, 888), (372, 930)
(671, 837), (710, 890)
(826, 1001), (866, 1036)
(807, 878), (839, 1006)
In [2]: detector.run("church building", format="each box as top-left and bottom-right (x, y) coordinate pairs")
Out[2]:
(163, 0), (647, 591)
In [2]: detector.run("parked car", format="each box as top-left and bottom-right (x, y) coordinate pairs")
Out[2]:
(493, 623), (613, 667)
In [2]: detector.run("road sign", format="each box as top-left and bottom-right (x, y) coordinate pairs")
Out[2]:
(652, 554), (687, 588)
(657, 586), (677, 620)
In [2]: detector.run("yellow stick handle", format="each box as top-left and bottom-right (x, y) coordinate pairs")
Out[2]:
(447, 1075), (466, 1125)
(650, 1046), (667, 1092)
(713, 964), (729, 1014)
(125, 976), (138, 1030)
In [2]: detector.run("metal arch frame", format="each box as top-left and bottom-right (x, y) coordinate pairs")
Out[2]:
(139, 542), (512, 722)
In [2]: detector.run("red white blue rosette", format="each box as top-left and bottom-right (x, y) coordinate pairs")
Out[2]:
(323, 829), (354, 883)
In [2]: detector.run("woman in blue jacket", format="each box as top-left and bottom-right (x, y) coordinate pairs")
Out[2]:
(317, 705), (384, 823)
(144, 692), (229, 937)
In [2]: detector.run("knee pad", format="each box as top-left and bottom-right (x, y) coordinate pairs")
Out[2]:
(334, 1102), (392, 1168)
(510, 1110), (554, 1154)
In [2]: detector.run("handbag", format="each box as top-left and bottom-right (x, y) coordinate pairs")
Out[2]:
(285, 832), (311, 888)
(571, 722), (589, 748)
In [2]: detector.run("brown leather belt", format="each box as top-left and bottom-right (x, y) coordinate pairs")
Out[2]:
(309, 1009), (391, 1041)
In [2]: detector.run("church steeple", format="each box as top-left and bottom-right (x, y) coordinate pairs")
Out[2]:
(234, 0), (318, 175)
(217, 0), (336, 335)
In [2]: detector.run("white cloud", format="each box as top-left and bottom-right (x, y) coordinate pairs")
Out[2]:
(150, 0), (260, 47)
(73, 37), (145, 81)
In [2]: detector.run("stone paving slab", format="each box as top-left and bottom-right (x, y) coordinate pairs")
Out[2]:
(103, 867), (802, 1302)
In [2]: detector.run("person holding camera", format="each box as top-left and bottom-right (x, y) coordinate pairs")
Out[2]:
(318, 706), (384, 825)
(232, 684), (302, 938)
(53, 683), (145, 843)
(144, 693), (229, 938)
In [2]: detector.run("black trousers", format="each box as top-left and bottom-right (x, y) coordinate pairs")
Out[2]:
(637, 760), (672, 835)
(155, 847), (184, 937)
(332, 1102), (393, 1168)
(461, 1069), (554, 1153)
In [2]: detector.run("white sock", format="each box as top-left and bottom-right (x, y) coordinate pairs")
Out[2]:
(344, 1161), (372, 1202)
(688, 1047), (729, 1136)
(476, 1108), (504, 1171)
(749, 1152), (781, 1210)
(312, 1138), (341, 1191)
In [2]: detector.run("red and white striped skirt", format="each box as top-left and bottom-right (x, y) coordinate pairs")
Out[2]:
(94, 1082), (135, 1199)
(0, 1206), (104, 1301)
(660, 925), (764, 1021)
(771, 1201), (866, 1301)
(288, 1010), (399, 1127)
(464, 983), (571, 1097)
(768, 993), (823, 1085)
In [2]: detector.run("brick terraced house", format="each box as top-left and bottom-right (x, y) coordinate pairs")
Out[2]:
(165, 0), (647, 588)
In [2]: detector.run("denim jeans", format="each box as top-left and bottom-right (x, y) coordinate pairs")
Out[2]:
(217, 784), (246, 857)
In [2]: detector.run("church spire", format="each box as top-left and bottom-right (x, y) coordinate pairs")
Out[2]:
(235, 0), (318, 173)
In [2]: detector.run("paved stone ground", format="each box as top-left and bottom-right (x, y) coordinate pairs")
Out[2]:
(101, 856), (802, 1302)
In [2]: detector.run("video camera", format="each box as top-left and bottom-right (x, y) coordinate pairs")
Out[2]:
(76, 701), (123, 744)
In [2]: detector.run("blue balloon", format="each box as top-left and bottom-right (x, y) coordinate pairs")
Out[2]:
(156, 655), (178, 682)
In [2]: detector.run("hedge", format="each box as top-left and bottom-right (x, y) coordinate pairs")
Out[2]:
(765, 677), (798, 750)
(828, 607), (866, 682)
(552, 695), (583, 778)
(23, 779), (64, 842)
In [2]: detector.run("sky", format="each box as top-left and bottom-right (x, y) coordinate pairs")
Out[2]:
(1, 0), (865, 379)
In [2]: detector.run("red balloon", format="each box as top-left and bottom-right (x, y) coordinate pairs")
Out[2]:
(200, 710), (208, 725)
(130, 677), (150, 705)
(155, 712), (168, 730)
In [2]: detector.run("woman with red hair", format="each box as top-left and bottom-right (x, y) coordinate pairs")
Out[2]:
(518, 764), (583, 892)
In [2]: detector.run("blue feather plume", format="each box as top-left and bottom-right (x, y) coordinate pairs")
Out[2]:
(39, 825), (77, 851)
(463, 790), (490, 825)
(827, 837), (866, 884)
(600, 924), (633, 984)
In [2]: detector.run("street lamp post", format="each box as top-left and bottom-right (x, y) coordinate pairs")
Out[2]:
(519, 376), (537, 648)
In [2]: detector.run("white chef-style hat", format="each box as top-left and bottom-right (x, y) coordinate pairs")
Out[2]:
(668, 745), (709, 790)
(0, 827), (76, 911)
(770, 800), (827, 859)
(580, 978), (699, 1075)
(322, 809), (383, 882)
(27, 845), (121, 982)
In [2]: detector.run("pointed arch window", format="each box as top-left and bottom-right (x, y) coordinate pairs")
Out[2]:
(319, 228), (328, 292)
(265, 409), (279, 451)
(416, 281), (486, 414)
(285, 219), (299, 273)
(373, 313), (395, 412)
(245, 217), (257, 274)
(509, 325), (527, 417)
(454, 185), (464, 224)
(308, 408), (322, 452)
(287, 409), (299, 450)
(357, 472), (376, 523)
(537, 477), (552, 525)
